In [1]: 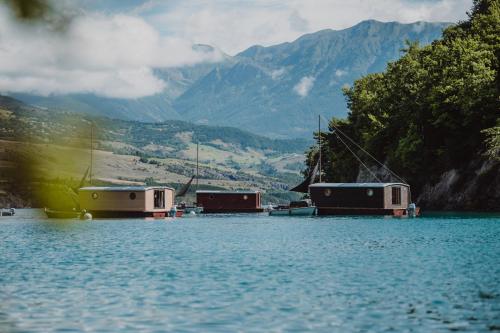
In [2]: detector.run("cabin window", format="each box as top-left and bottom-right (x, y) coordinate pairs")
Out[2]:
(243, 195), (248, 200)
(129, 192), (136, 200)
(367, 189), (374, 197)
(154, 190), (165, 209)
(392, 187), (401, 205)
(209, 194), (215, 200)
(324, 189), (332, 197)
(92, 192), (98, 200)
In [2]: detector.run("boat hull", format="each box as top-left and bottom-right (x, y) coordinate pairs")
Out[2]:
(44, 208), (81, 219)
(316, 207), (412, 216)
(202, 208), (264, 214)
(86, 210), (174, 218)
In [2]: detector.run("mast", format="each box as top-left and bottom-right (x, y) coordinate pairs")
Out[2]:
(89, 122), (93, 185)
(196, 141), (199, 191)
(318, 115), (322, 183)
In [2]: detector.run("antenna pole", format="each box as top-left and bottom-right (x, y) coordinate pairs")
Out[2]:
(318, 115), (322, 183)
(90, 122), (93, 185)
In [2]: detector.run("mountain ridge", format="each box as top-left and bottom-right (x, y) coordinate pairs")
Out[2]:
(8, 20), (451, 138)
(175, 20), (450, 137)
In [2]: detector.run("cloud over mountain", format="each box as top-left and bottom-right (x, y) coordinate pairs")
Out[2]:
(0, 4), (223, 98)
(146, 0), (471, 54)
(293, 76), (315, 97)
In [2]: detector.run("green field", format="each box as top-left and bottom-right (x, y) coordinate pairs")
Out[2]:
(0, 96), (308, 207)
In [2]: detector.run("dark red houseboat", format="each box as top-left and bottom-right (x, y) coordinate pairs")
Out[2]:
(196, 190), (264, 213)
(309, 183), (417, 216)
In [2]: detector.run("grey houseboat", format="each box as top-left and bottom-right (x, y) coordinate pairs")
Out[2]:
(309, 183), (414, 216)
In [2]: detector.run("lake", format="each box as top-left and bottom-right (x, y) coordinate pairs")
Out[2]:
(1, 210), (499, 332)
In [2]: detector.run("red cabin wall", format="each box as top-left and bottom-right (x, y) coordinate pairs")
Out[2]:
(196, 192), (263, 213)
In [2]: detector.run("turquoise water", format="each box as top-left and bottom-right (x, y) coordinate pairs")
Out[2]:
(1, 210), (499, 332)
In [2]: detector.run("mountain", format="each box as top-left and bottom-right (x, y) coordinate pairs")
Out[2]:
(10, 20), (450, 138)
(174, 20), (450, 138)
(12, 44), (234, 122)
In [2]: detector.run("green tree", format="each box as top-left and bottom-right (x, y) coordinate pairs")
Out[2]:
(304, 0), (499, 196)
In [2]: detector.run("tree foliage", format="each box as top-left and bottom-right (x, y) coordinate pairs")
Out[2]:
(305, 0), (499, 194)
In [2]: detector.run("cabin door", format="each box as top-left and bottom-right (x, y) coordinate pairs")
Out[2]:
(392, 187), (401, 205)
(154, 190), (165, 209)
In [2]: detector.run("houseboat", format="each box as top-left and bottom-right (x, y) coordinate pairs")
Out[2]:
(79, 186), (176, 218)
(309, 183), (419, 216)
(196, 190), (264, 213)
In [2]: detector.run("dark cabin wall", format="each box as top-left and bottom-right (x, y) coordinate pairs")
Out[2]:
(310, 187), (385, 208)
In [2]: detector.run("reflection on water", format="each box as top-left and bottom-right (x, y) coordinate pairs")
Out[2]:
(1, 210), (499, 332)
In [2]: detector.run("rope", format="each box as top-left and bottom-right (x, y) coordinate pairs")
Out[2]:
(320, 115), (407, 184)
(334, 133), (382, 182)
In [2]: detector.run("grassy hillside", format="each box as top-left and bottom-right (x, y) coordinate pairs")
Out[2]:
(0, 96), (308, 207)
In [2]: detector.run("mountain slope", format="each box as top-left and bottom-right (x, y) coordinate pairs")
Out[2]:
(174, 20), (450, 138)
(10, 20), (450, 138)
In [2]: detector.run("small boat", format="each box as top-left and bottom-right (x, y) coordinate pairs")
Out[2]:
(44, 208), (81, 219)
(177, 204), (203, 215)
(0, 208), (15, 216)
(176, 201), (203, 214)
(184, 206), (203, 214)
(269, 200), (316, 217)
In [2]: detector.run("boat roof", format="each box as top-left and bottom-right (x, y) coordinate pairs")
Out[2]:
(79, 186), (174, 192)
(196, 190), (260, 194)
(309, 182), (409, 188)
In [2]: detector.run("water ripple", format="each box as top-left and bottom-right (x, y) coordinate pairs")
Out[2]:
(0, 211), (499, 332)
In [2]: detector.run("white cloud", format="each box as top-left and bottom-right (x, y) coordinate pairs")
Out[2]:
(335, 69), (348, 77)
(271, 68), (286, 80)
(293, 76), (315, 97)
(0, 5), (223, 99)
(0, 0), (473, 98)
(147, 0), (472, 55)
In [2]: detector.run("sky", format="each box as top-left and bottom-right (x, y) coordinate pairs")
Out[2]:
(0, 0), (473, 99)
